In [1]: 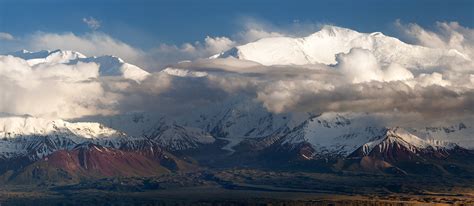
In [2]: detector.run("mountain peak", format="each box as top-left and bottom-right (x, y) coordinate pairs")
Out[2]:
(315, 25), (360, 37)
(0, 115), (123, 140)
(353, 127), (458, 159)
(5, 49), (149, 81)
(213, 25), (469, 66)
(9, 49), (84, 63)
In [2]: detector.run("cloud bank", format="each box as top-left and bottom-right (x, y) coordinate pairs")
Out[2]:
(0, 21), (472, 125)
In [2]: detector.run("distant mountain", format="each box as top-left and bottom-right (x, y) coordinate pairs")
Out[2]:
(0, 99), (472, 182)
(0, 115), (195, 183)
(75, 114), (218, 152)
(278, 113), (388, 158)
(143, 122), (215, 151)
(79, 96), (474, 160)
(223, 111), (474, 174)
(0, 114), (124, 161)
(214, 25), (469, 67)
(343, 128), (474, 175)
(350, 128), (458, 160)
(8, 49), (149, 81)
(10, 49), (86, 65)
(2, 24), (474, 181)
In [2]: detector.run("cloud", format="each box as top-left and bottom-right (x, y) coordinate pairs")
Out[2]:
(233, 18), (285, 42)
(1, 21), (473, 126)
(236, 28), (284, 43)
(148, 36), (236, 68)
(2, 52), (467, 121)
(82, 17), (101, 30)
(0, 32), (14, 41)
(119, 18), (474, 119)
(233, 16), (323, 42)
(335, 48), (414, 83)
(150, 54), (472, 120)
(0, 55), (117, 119)
(203, 36), (236, 54)
(396, 20), (474, 60)
(260, 80), (473, 117)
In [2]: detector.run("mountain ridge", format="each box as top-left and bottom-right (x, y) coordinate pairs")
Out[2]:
(7, 49), (150, 81)
(214, 25), (470, 67)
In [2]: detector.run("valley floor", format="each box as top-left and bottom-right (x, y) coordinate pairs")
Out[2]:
(0, 169), (473, 205)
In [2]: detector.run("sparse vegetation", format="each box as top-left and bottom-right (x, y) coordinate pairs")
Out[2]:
(0, 169), (473, 205)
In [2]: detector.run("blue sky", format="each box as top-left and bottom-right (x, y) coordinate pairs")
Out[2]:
(1, 0), (473, 50)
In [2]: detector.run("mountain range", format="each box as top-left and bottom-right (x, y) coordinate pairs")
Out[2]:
(0, 26), (473, 184)
(214, 25), (469, 66)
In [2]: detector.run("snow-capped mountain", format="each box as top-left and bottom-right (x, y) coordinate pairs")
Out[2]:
(77, 93), (474, 159)
(180, 98), (295, 138)
(214, 25), (469, 67)
(1, 23), (473, 178)
(0, 113), (218, 161)
(76, 113), (217, 151)
(277, 113), (388, 158)
(179, 99), (305, 152)
(77, 98), (299, 153)
(225, 112), (473, 164)
(142, 121), (215, 151)
(0, 114), (196, 181)
(0, 114), (125, 160)
(69, 55), (149, 81)
(337, 128), (474, 175)
(0, 104), (473, 177)
(75, 98), (474, 164)
(0, 114), (199, 180)
(7, 49), (149, 81)
(350, 128), (458, 159)
(10, 49), (86, 65)
(408, 123), (474, 150)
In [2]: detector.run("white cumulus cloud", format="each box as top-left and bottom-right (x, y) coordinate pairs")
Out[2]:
(0, 55), (117, 119)
(396, 20), (474, 60)
(335, 48), (414, 83)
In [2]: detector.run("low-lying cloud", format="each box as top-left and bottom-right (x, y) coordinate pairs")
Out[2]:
(0, 55), (115, 119)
